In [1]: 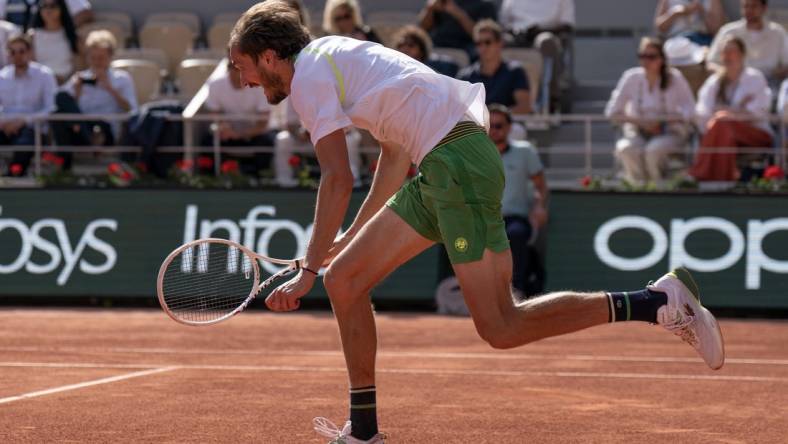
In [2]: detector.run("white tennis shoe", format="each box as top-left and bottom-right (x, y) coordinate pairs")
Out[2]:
(313, 417), (386, 444)
(648, 267), (725, 370)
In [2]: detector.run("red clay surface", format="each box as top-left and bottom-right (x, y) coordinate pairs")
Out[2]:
(0, 308), (786, 443)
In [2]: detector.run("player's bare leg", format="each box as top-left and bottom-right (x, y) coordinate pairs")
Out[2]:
(453, 248), (608, 349)
(453, 248), (724, 369)
(324, 207), (433, 386)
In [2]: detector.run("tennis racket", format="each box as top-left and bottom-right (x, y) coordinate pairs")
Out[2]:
(156, 238), (304, 326)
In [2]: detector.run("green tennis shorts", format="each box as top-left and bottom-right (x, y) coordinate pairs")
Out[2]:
(386, 121), (510, 264)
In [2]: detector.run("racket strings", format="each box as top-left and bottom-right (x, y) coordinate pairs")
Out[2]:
(161, 243), (257, 323)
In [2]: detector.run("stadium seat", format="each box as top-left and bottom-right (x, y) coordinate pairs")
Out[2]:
(502, 48), (544, 111)
(432, 47), (470, 70)
(144, 12), (201, 36)
(111, 59), (161, 104)
(674, 63), (711, 98)
(212, 11), (242, 25)
(139, 22), (196, 77)
(177, 58), (220, 100)
(114, 48), (168, 76)
(186, 48), (225, 61)
(77, 20), (130, 48)
(208, 21), (234, 51)
(94, 11), (133, 37)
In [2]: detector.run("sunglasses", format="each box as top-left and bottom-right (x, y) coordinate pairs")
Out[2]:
(490, 123), (507, 130)
(9, 48), (28, 55)
(475, 39), (496, 47)
(333, 13), (352, 22)
(638, 53), (660, 61)
(40, 3), (59, 9)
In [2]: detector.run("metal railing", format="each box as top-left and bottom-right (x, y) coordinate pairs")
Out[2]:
(1, 112), (785, 179)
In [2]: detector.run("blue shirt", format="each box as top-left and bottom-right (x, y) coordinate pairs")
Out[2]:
(0, 61), (57, 123)
(501, 140), (543, 218)
(457, 60), (530, 107)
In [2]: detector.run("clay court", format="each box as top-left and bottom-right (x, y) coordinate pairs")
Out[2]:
(0, 308), (786, 443)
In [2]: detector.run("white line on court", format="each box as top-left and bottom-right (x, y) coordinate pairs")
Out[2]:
(0, 362), (784, 383)
(1, 345), (786, 366)
(0, 366), (177, 405)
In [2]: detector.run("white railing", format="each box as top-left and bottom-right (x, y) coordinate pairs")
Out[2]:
(1, 112), (785, 179)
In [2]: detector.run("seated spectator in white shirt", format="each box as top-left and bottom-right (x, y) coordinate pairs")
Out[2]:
(0, 18), (19, 67)
(273, 100), (363, 188)
(499, 0), (574, 111)
(202, 58), (276, 175)
(706, 0), (788, 85)
(691, 36), (773, 181)
(29, 0), (78, 83)
(655, 0), (726, 46)
(53, 30), (136, 168)
(0, 33), (56, 175)
(605, 37), (696, 183)
(393, 25), (459, 77)
(0, 0), (90, 29)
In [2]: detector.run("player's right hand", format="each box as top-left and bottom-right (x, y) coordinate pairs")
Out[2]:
(322, 232), (354, 267)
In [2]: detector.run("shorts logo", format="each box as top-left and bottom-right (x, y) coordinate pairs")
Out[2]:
(454, 237), (468, 253)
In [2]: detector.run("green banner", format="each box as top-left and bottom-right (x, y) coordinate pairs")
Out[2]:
(0, 190), (438, 300)
(546, 192), (788, 309)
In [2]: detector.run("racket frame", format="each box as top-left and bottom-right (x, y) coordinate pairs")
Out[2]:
(156, 238), (303, 326)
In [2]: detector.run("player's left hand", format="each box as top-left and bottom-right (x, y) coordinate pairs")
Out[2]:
(265, 270), (316, 312)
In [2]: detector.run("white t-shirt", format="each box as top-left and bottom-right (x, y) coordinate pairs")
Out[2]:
(707, 19), (788, 79)
(290, 36), (487, 165)
(605, 67), (696, 120)
(695, 66), (772, 134)
(32, 28), (73, 77)
(0, 0), (90, 19)
(663, 0), (713, 37)
(499, 0), (575, 33)
(204, 73), (270, 132)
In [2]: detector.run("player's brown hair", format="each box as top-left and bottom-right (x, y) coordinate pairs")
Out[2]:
(230, 1), (311, 63)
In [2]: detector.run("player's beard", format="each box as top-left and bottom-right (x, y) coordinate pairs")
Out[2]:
(258, 65), (288, 105)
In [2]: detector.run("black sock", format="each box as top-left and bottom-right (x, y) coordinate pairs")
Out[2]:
(607, 289), (667, 323)
(349, 386), (378, 440)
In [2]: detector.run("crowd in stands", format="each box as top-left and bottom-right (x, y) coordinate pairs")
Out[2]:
(0, 0), (787, 187)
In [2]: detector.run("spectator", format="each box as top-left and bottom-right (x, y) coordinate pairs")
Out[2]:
(706, 0), (788, 85)
(418, 0), (496, 58)
(322, 0), (380, 43)
(691, 36), (773, 181)
(274, 116), (363, 188)
(457, 20), (531, 114)
(393, 25), (459, 77)
(498, 0), (574, 111)
(203, 58), (275, 175)
(54, 30), (136, 167)
(488, 104), (548, 298)
(0, 33), (56, 175)
(0, 18), (19, 67)
(654, 0), (726, 46)
(0, 0), (91, 29)
(29, 0), (78, 83)
(605, 37), (696, 183)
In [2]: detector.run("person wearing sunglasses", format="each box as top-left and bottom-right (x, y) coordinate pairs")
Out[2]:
(321, 0), (380, 43)
(28, 0), (78, 84)
(605, 37), (696, 184)
(0, 33), (57, 176)
(458, 19), (531, 115)
(392, 24), (459, 77)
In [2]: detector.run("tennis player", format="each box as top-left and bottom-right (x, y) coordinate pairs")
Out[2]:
(229, 2), (725, 443)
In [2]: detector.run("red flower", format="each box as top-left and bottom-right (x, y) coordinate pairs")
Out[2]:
(288, 155), (301, 167)
(120, 171), (133, 181)
(580, 175), (592, 187)
(107, 163), (122, 175)
(763, 165), (784, 181)
(221, 159), (240, 174)
(197, 156), (214, 170)
(9, 163), (23, 176)
(175, 159), (193, 172)
(42, 152), (63, 166)
(134, 162), (148, 173)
